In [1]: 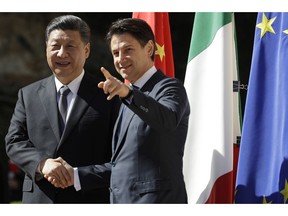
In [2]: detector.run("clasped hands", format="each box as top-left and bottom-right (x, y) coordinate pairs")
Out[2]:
(41, 157), (74, 189)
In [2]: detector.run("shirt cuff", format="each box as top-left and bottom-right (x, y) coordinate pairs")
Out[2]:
(73, 167), (81, 191)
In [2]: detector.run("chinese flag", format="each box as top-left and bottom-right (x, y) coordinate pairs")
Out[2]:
(132, 12), (175, 78)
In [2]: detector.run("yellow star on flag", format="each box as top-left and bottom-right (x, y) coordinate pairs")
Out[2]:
(283, 29), (288, 34)
(280, 179), (288, 203)
(155, 42), (165, 62)
(256, 13), (276, 38)
(262, 196), (272, 204)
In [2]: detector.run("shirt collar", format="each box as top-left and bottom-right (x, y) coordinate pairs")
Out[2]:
(133, 66), (157, 89)
(55, 70), (85, 95)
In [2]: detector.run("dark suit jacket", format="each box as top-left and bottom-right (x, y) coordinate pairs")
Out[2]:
(5, 72), (119, 203)
(78, 70), (190, 203)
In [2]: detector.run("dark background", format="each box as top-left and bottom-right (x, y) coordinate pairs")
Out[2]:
(78, 12), (257, 115)
(0, 12), (257, 203)
(78, 12), (257, 113)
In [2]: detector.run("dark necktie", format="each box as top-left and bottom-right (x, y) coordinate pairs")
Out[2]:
(58, 85), (70, 134)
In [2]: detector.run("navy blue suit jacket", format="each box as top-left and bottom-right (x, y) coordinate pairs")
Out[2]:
(78, 70), (190, 203)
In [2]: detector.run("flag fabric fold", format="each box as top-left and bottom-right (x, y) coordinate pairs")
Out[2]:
(183, 12), (241, 203)
(132, 12), (174, 78)
(235, 12), (288, 204)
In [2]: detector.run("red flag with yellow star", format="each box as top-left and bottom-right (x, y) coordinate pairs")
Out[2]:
(132, 12), (175, 78)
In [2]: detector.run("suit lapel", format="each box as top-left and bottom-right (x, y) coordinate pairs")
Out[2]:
(38, 76), (61, 142)
(57, 95), (88, 148)
(118, 107), (135, 141)
(113, 104), (135, 153)
(112, 104), (124, 152)
(111, 70), (166, 161)
(56, 73), (93, 149)
(112, 105), (135, 161)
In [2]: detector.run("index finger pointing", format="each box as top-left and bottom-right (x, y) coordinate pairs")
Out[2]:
(101, 67), (112, 80)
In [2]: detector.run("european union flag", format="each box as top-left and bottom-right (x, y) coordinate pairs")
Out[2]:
(235, 12), (288, 203)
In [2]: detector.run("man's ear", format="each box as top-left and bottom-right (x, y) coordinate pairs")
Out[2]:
(85, 42), (91, 59)
(146, 40), (155, 57)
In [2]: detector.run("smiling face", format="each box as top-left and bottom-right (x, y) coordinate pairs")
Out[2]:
(110, 33), (154, 84)
(46, 29), (90, 85)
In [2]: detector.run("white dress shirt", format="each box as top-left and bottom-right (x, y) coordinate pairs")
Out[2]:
(55, 70), (84, 122)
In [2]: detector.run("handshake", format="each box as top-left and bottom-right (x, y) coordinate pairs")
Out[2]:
(40, 157), (74, 189)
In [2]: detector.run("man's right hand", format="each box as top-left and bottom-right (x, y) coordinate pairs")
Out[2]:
(41, 157), (74, 188)
(98, 67), (130, 100)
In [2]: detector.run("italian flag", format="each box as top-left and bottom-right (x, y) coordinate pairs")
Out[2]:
(183, 12), (241, 203)
(132, 12), (175, 78)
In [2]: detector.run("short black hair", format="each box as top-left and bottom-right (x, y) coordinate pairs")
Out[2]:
(45, 15), (90, 44)
(105, 18), (156, 61)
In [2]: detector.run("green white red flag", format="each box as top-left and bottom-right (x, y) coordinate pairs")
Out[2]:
(183, 12), (241, 203)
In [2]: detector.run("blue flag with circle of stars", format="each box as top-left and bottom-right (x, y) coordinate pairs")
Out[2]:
(235, 12), (288, 203)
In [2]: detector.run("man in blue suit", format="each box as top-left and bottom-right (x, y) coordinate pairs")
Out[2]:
(47, 17), (190, 204)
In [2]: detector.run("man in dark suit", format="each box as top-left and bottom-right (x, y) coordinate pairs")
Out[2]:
(5, 15), (119, 203)
(47, 18), (190, 203)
